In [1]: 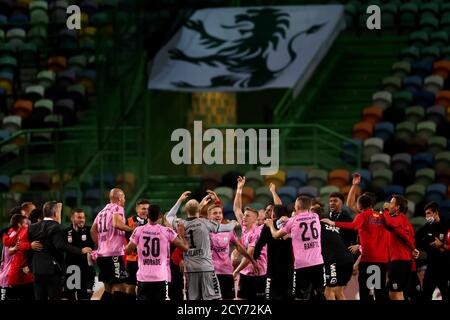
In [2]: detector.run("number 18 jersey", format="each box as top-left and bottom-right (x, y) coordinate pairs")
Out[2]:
(282, 211), (324, 269)
(130, 224), (177, 282)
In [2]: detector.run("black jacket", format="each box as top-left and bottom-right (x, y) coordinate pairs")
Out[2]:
(330, 210), (358, 247)
(28, 220), (82, 275)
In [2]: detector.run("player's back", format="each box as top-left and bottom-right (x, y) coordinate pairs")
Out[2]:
(94, 203), (126, 257)
(183, 218), (218, 272)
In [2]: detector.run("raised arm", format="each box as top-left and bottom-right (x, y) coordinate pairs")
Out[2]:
(113, 214), (134, 233)
(346, 173), (361, 214)
(233, 176), (245, 225)
(265, 218), (288, 239)
(269, 183), (282, 205)
(90, 223), (98, 247)
(166, 191), (191, 228)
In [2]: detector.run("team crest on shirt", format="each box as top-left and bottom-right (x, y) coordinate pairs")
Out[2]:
(439, 234), (444, 241)
(223, 236), (228, 243)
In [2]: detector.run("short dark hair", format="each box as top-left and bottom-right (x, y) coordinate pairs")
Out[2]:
(329, 192), (344, 203)
(71, 208), (85, 216)
(363, 192), (377, 207)
(148, 204), (162, 222)
(311, 197), (325, 218)
(392, 194), (408, 214)
(136, 199), (150, 207)
(296, 195), (312, 211)
(42, 201), (58, 218)
(29, 208), (43, 224)
(10, 214), (26, 230)
(424, 201), (439, 214)
(357, 194), (373, 210)
(273, 205), (289, 219)
(8, 206), (22, 219)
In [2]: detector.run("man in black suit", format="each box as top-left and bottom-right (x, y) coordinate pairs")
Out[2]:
(28, 201), (92, 300)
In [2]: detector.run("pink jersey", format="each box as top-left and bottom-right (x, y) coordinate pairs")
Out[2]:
(130, 224), (177, 282)
(282, 211), (323, 269)
(210, 230), (237, 275)
(0, 230), (16, 288)
(240, 224), (267, 276)
(94, 203), (126, 257)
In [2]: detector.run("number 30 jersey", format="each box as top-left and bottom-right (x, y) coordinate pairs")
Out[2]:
(129, 224), (177, 282)
(176, 217), (219, 273)
(282, 211), (324, 269)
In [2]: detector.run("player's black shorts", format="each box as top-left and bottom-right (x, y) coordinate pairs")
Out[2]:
(294, 264), (325, 299)
(325, 262), (353, 287)
(238, 274), (266, 300)
(388, 260), (412, 292)
(136, 281), (169, 301)
(217, 274), (234, 300)
(126, 260), (138, 285)
(97, 256), (128, 284)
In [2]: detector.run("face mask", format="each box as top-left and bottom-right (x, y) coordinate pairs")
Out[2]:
(425, 217), (435, 224)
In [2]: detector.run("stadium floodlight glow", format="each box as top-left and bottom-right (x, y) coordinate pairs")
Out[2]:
(171, 121), (279, 175)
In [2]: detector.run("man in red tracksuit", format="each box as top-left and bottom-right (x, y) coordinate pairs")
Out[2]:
(321, 193), (389, 301)
(383, 194), (416, 300)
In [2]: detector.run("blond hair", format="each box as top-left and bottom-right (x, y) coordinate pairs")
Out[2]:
(185, 199), (199, 217)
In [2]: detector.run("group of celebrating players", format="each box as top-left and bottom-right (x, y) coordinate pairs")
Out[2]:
(1, 173), (449, 301)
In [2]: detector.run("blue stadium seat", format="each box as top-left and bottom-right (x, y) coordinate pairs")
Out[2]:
(411, 60), (433, 77)
(383, 185), (405, 200)
(391, 153), (412, 173)
(374, 122), (395, 141)
(278, 186), (298, 205)
(412, 152), (434, 171)
(413, 90), (435, 107)
(403, 75), (423, 92)
(426, 183), (447, 202)
(223, 203), (234, 221)
(426, 105), (445, 124)
(285, 170), (307, 189)
(358, 169), (372, 190)
(341, 139), (362, 165)
(0, 175), (10, 191)
(298, 186), (318, 198)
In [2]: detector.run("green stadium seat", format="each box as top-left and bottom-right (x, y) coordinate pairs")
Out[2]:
(400, 3), (419, 27)
(18, 43), (38, 66)
(372, 169), (393, 189)
(416, 121), (436, 139)
(34, 99), (53, 117)
(440, 13), (450, 33)
(410, 217), (427, 232)
(409, 31), (429, 48)
(28, 26), (47, 47)
(392, 90), (413, 109)
(440, 46), (450, 60)
(415, 168), (435, 186)
(428, 136), (447, 155)
(381, 3), (397, 28)
(420, 46), (441, 62)
(30, 1), (48, 13)
(319, 185), (340, 204)
(2, 115), (21, 132)
(424, 75), (444, 93)
(405, 184), (426, 204)
(372, 91), (392, 110)
(244, 170), (264, 189)
(391, 61), (411, 78)
(400, 46), (420, 63)
(429, 30), (449, 47)
(363, 137), (384, 162)
(419, 15), (439, 32)
(25, 85), (45, 102)
(247, 202), (265, 210)
(405, 106), (425, 123)
(382, 76), (402, 93)
(68, 55), (87, 71)
(37, 70), (55, 88)
(369, 153), (391, 171)
(395, 121), (416, 141)
(214, 186), (233, 205)
(307, 169), (328, 189)
(30, 10), (49, 26)
(435, 151), (450, 171)
(6, 28), (26, 47)
(420, 3), (440, 19)
(254, 186), (272, 205)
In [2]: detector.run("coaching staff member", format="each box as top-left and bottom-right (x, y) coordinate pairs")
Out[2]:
(28, 201), (92, 300)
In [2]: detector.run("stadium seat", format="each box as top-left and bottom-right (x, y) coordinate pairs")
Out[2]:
(407, 136), (428, 155)
(48, 56), (67, 72)
(223, 203), (234, 221)
(285, 170), (307, 189)
(369, 153), (391, 171)
(247, 202), (265, 210)
(424, 75), (444, 93)
(412, 152), (434, 171)
(37, 70), (55, 88)
(391, 61), (411, 78)
(13, 99), (33, 119)
(382, 76), (402, 92)
(374, 122), (395, 141)
(413, 90), (435, 108)
(298, 186), (318, 198)
(264, 170), (286, 188)
(363, 137), (384, 162)
(352, 121), (373, 140)
(435, 151), (450, 171)
(30, 173), (52, 190)
(428, 135), (448, 154)
(0, 174), (10, 191)
(254, 186), (272, 205)
(214, 186), (233, 205)
(278, 186), (297, 205)
(433, 61), (450, 78)
(10, 174), (30, 193)
(241, 186), (255, 206)
(307, 169), (328, 189)
(201, 172), (222, 191)
(34, 99), (53, 118)
(372, 91), (392, 110)
(435, 90), (450, 107)
(57, 69), (77, 88)
(405, 106), (425, 123)
(116, 172), (136, 191)
(0, 71), (13, 94)
(319, 185), (340, 204)
(426, 106), (445, 124)
(372, 169), (393, 189)
(245, 170), (264, 189)
(430, 30), (449, 47)
(420, 15), (439, 32)
(391, 153), (412, 173)
(403, 75), (423, 92)
(415, 168), (436, 187)
(362, 106), (383, 125)
(400, 2), (419, 27)
(384, 185), (405, 200)
(6, 28), (26, 47)
(416, 121), (436, 139)
(25, 85), (45, 102)
(426, 183), (447, 202)
(328, 169), (350, 189)
(409, 31), (429, 48)
(405, 184), (426, 204)
(400, 46), (420, 63)
(420, 46), (440, 63)
(395, 121), (416, 141)
(357, 169), (372, 191)
(392, 90), (413, 109)
(436, 168), (450, 185)
(382, 106), (405, 125)
(2, 115), (21, 132)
